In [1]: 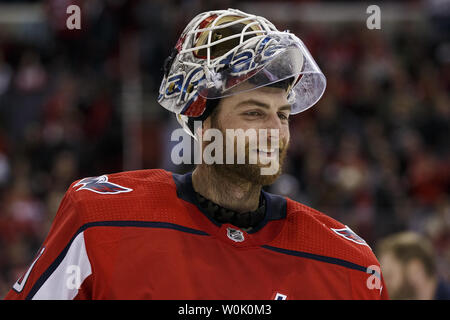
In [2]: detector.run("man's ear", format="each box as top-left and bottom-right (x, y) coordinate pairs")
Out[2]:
(195, 124), (203, 139)
(193, 118), (209, 141)
(201, 116), (212, 131)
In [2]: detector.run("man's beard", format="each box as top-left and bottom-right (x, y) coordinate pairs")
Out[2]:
(213, 148), (287, 186)
(206, 123), (289, 187)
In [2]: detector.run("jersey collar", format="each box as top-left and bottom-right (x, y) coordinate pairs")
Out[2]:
(172, 171), (287, 247)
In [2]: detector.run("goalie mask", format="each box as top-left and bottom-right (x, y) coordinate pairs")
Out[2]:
(157, 8), (326, 137)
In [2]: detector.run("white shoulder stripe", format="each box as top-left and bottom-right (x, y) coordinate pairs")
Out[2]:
(13, 247), (45, 293)
(32, 232), (92, 300)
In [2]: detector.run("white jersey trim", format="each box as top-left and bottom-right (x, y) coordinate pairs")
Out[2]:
(32, 232), (92, 300)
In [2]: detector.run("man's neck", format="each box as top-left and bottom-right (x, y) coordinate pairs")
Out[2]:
(191, 165), (262, 213)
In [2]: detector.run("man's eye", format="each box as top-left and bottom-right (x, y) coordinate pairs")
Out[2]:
(244, 111), (262, 116)
(278, 113), (289, 121)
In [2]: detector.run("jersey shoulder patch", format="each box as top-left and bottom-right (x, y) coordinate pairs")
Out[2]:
(270, 198), (378, 268)
(331, 225), (370, 247)
(66, 169), (196, 226)
(73, 175), (133, 194)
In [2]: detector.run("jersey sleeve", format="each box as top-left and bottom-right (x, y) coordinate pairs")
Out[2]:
(4, 185), (94, 300)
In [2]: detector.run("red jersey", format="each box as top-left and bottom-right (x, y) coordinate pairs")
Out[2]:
(4, 169), (388, 300)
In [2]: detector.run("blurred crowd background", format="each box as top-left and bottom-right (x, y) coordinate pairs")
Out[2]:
(0, 0), (448, 299)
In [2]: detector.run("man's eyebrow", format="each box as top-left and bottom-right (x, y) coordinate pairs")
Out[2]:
(235, 99), (292, 112)
(279, 104), (292, 112)
(235, 99), (269, 109)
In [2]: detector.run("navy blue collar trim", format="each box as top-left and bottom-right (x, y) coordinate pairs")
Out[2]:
(172, 172), (287, 233)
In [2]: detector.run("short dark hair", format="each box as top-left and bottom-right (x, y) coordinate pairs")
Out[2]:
(376, 232), (437, 277)
(250, 76), (294, 91)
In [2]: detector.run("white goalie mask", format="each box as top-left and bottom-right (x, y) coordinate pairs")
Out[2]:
(157, 8), (326, 137)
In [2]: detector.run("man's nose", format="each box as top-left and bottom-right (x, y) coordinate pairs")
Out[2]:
(265, 112), (283, 131)
(260, 113), (284, 146)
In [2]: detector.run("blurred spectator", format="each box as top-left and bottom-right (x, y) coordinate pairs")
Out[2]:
(14, 51), (47, 94)
(377, 231), (450, 300)
(0, 51), (12, 96)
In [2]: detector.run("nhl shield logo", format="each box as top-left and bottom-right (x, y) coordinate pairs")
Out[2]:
(226, 227), (245, 242)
